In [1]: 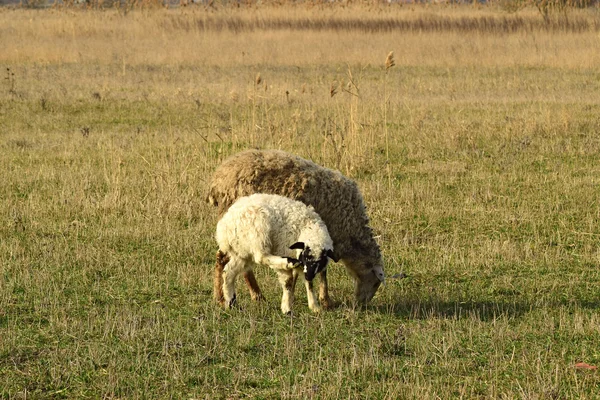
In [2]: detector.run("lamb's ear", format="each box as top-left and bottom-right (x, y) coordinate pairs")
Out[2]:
(289, 242), (305, 250)
(326, 249), (338, 262)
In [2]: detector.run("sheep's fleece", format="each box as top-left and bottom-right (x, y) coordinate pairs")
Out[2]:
(208, 149), (385, 304)
(216, 193), (333, 271)
(216, 193), (333, 313)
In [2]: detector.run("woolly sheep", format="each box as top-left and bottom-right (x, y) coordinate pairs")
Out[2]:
(208, 149), (385, 307)
(216, 193), (334, 314)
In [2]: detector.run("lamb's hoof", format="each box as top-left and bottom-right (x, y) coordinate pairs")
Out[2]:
(281, 306), (293, 316)
(227, 294), (237, 309)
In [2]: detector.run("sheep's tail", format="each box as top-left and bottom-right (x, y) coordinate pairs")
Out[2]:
(205, 182), (237, 217)
(206, 192), (218, 207)
(206, 178), (224, 207)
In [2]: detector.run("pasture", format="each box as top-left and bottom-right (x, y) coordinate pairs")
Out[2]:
(2, 3), (600, 398)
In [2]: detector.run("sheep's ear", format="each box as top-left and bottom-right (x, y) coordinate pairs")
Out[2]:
(326, 249), (338, 262)
(289, 242), (305, 250)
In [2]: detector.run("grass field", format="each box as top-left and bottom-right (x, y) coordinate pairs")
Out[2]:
(2, 3), (600, 398)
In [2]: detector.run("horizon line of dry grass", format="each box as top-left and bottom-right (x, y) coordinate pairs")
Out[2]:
(1, 5), (600, 68)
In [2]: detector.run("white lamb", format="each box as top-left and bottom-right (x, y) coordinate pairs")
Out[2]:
(216, 193), (335, 314)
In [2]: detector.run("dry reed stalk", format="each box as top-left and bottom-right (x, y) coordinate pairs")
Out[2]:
(330, 81), (338, 97)
(385, 51), (395, 71)
(384, 51), (395, 190)
(251, 72), (262, 146)
(346, 66), (360, 174)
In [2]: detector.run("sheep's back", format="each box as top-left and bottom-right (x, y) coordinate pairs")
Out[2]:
(208, 150), (311, 214)
(207, 149), (375, 260)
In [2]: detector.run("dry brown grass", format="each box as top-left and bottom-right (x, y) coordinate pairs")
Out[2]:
(1, 5), (599, 68)
(3, 4), (600, 398)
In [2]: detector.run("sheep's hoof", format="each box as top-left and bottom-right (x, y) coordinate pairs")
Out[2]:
(319, 296), (333, 310)
(284, 310), (293, 317)
(319, 296), (339, 310)
(250, 292), (266, 302)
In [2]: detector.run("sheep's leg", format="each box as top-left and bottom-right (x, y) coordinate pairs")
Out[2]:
(213, 250), (229, 305)
(304, 276), (321, 313)
(277, 270), (298, 315)
(243, 271), (265, 302)
(318, 270), (332, 310)
(222, 256), (246, 309)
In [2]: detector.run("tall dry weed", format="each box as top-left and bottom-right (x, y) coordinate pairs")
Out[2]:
(384, 51), (395, 189)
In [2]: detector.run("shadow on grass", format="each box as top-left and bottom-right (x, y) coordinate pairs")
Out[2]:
(371, 297), (600, 321)
(374, 299), (530, 321)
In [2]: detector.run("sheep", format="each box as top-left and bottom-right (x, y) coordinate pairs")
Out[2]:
(207, 149), (385, 308)
(216, 193), (335, 314)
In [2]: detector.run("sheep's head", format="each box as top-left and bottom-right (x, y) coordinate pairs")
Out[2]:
(357, 262), (385, 304)
(342, 257), (385, 304)
(289, 242), (334, 281)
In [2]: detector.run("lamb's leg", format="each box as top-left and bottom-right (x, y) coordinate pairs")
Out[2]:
(255, 254), (297, 272)
(318, 270), (332, 310)
(213, 250), (229, 305)
(277, 270), (298, 315)
(243, 271), (265, 302)
(304, 276), (321, 313)
(222, 256), (245, 309)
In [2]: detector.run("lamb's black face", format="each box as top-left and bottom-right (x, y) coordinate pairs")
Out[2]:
(289, 242), (334, 281)
(298, 246), (328, 282)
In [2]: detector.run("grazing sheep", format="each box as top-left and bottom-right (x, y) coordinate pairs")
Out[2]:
(216, 193), (334, 314)
(208, 149), (384, 307)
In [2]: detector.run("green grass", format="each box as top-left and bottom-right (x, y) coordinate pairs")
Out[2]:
(2, 8), (600, 398)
